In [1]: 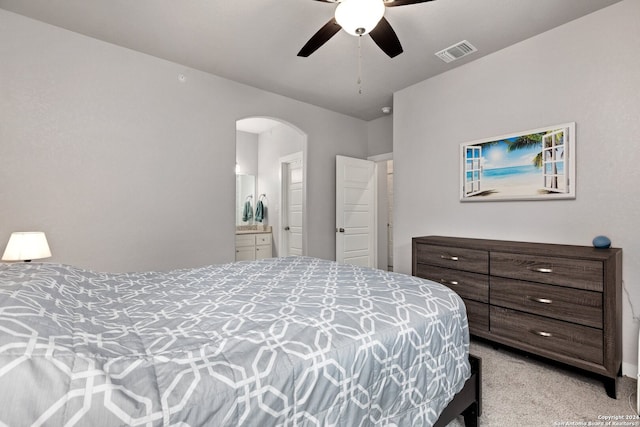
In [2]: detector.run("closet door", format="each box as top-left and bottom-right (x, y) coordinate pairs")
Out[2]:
(336, 155), (376, 268)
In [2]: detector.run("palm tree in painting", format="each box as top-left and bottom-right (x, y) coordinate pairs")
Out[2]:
(506, 133), (543, 166)
(504, 131), (563, 190)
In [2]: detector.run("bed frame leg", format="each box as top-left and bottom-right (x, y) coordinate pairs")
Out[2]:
(462, 355), (482, 426)
(433, 354), (482, 427)
(462, 402), (479, 427)
(469, 355), (482, 417)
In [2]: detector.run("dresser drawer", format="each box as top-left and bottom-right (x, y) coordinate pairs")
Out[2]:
(490, 277), (603, 328)
(415, 244), (488, 274)
(415, 264), (489, 303)
(490, 252), (603, 292)
(490, 306), (603, 365)
(465, 300), (489, 335)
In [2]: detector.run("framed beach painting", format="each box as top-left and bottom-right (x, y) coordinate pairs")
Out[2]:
(460, 122), (576, 202)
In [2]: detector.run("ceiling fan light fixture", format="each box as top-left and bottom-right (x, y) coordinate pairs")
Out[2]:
(335, 0), (385, 36)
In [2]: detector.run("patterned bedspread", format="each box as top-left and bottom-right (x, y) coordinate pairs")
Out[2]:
(0, 257), (470, 426)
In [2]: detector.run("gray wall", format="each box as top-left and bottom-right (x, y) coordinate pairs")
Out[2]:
(394, 0), (640, 374)
(235, 131), (259, 176)
(367, 115), (393, 157)
(0, 10), (367, 272)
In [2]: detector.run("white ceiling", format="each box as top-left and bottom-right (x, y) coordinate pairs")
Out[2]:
(0, 0), (622, 121)
(236, 117), (282, 134)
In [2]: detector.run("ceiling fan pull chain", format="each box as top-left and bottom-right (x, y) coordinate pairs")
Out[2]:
(357, 35), (363, 94)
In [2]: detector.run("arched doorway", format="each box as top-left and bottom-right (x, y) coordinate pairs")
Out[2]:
(235, 117), (307, 258)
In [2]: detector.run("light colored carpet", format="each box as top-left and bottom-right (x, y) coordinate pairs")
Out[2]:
(446, 339), (637, 427)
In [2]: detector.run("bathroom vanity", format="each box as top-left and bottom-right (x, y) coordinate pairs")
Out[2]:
(235, 226), (273, 261)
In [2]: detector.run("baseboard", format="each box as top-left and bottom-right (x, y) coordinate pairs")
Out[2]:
(622, 362), (639, 414)
(623, 361), (638, 379)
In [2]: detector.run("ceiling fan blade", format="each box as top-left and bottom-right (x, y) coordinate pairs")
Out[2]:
(298, 18), (342, 57)
(384, 0), (435, 7)
(369, 17), (403, 58)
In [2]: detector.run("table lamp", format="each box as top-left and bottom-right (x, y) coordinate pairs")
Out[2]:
(2, 231), (52, 262)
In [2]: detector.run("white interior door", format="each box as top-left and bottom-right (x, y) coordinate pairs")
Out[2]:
(336, 155), (376, 267)
(280, 152), (304, 257)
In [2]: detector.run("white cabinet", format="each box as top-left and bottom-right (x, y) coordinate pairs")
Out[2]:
(255, 234), (272, 260)
(235, 233), (272, 261)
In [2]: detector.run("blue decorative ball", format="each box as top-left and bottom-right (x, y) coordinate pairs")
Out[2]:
(592, 235), (611, 249)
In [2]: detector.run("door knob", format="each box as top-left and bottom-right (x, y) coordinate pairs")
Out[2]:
(284, 226), (290, 231)
(338, 228), (345, 233)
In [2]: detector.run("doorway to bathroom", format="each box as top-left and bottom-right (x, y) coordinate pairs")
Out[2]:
(235, 117), (307, 258)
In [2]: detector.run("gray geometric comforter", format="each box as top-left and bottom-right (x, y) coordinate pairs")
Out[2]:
(0, 256), (470, 427)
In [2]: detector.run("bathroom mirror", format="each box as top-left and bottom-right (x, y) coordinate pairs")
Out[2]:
(236, 174), (256, 226)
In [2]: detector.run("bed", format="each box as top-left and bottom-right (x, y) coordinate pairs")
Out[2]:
(0, 256), (479, 426)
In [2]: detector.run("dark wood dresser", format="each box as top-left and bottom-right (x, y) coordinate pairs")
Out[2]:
(412, 235), (622, 398)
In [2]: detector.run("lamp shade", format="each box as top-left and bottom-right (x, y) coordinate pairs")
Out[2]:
(335, 0), (385, 36)
(2, 232), (52, 262)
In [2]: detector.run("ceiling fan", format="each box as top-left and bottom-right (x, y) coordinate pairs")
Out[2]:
(298, 0), (435, 58)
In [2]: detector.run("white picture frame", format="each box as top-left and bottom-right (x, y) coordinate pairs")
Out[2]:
(460, 122), (576, 202)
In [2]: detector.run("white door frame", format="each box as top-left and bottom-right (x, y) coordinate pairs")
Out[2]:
(368, 153), (392, 271)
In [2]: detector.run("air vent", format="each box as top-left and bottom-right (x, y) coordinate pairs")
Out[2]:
(435, 40), (477, 63)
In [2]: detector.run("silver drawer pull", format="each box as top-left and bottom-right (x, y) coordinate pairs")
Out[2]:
(440, 255), (459, 261)
(533, 267), (553, 273)
(532, 330), (553, 338)
(528, 296), (553, 304)
(440, 279), (459, 286)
